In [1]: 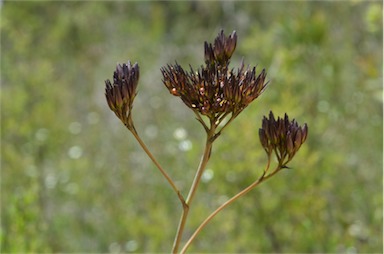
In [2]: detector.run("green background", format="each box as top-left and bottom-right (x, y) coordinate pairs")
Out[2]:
(1, 1), (382, 253)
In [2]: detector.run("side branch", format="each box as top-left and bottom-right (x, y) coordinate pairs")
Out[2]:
(130, 125), (186, 205)
(180, 158), (285, 253)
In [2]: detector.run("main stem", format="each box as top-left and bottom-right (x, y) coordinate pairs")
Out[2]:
(172, 125), (216, 253)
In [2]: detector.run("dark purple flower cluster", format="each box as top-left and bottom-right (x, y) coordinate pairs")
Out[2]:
(104, 30), (308, 164)
(105, 61), (139, 128)
(161, 30), (268, 123)
(259, 111), (308, 165)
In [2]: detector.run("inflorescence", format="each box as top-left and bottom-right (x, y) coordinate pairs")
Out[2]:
(259, 111), (308, 166)
(104, 29), (309, 253)
(105, 30), (308, 158)
(161, 30), (268, 127)
(105, 61), (139, 130)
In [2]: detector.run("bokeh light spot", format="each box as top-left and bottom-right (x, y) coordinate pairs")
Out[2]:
(125, 240), (138, 252)
(202, 168), (214, 183)
(173, 127), (187, 140)
(68, 146), (83, 159)
(68, 122), (82, 135)
(179, 140), (192, 151)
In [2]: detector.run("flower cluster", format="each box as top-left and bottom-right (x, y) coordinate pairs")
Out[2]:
(104, 30), (309, 253)
(105, 61), (139, 129)
(161, 30), (268, 125)
(103, 31), (308, 165)
(259, 111), (308, 165)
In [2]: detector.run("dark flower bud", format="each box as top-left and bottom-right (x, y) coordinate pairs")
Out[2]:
(224, 30), (237, 59)
(259, 128), (270, 154)
(204, 42), (215, 65)
(294, 129), (302, 149)
(105, 61), (139, 128)
(286, 133), (294, 154)
(302, 124), (308, 143)
(259, 111), (308, 165)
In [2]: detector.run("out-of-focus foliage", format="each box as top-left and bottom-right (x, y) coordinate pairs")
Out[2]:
(1, 1), (382, 253)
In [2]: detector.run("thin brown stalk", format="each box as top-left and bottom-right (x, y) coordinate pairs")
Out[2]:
(130, 125), (186, 205)
(180, 156), (286, 253)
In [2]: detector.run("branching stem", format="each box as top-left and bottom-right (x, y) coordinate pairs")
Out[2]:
(180, 156), (286, 253)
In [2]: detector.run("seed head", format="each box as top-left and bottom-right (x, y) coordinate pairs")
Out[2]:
(105, 61), (139, 128)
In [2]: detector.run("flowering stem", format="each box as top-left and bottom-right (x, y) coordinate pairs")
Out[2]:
(180, 156), (287, 253)
(129, 125), (186, 205)
(172, 123), (216, 253)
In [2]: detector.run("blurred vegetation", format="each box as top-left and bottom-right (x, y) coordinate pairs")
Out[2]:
(1, 1), (382, 253)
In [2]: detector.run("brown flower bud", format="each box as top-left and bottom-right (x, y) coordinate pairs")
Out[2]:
(286, 132), (294, 154)
(204, 41), (215, 65)
(259, 128), (270, 154)
(302, 124), (308, 143)
(225, 31), (237, 58)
